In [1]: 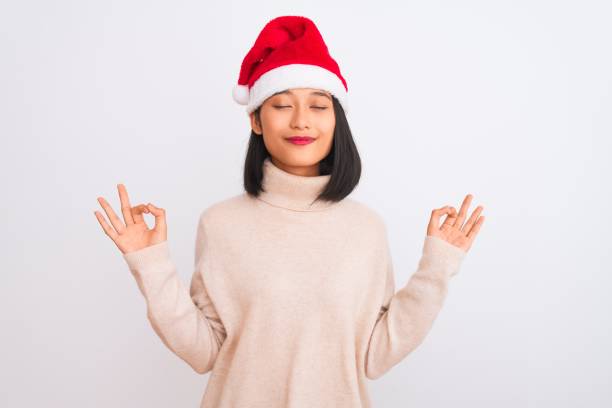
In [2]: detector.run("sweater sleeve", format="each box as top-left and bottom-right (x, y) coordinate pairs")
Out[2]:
(122, 214), (227, 375)
(365, 234), (466, 380)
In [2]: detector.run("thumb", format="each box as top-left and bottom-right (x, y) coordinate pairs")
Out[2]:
(147, 203), (167, 232)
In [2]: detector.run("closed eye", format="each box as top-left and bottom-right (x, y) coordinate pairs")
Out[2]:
(273, 105), (328, 110)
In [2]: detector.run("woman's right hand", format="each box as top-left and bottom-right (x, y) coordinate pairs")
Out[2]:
(94, 183), (167, 255)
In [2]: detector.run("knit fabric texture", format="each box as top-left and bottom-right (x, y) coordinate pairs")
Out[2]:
(122, 157), (467, 407)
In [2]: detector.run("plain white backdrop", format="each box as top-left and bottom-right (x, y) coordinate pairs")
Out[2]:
(1, 0), (610, 406)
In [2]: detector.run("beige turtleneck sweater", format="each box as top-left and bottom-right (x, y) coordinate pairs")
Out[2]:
(122, 157), (467, 407)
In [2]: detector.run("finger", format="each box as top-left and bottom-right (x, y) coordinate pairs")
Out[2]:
(430, 206), (453, 230)
(118, 184), (135, 225)
(97, 196), (126, 233)
(131, 203), (149, 225)
(94, 210), (119, 240)
(466, 215), (485, 241)
(462, 205), (484, 235)
(147, 203), (167, 232)
(440, 206), (457, 228)
(454, 194), (473, 229)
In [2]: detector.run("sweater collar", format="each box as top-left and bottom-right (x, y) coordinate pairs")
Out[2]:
(256, 157), (336, 212)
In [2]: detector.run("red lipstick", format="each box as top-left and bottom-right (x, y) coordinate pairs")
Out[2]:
(286, 136), (315, 145)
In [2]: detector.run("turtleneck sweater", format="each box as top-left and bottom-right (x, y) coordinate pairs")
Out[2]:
(122, 157), (467, 407)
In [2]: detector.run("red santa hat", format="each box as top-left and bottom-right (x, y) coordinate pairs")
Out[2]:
(232, 15), (349, 115)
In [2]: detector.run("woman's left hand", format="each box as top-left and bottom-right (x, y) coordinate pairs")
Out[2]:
(427, 194), (485, 253)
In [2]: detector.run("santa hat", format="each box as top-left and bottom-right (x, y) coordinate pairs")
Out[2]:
(232, 15), (349, 115)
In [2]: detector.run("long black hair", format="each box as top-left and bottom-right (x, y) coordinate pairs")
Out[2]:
(243, 94), (361, 204)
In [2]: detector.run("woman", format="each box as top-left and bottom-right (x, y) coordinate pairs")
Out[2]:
(94, 15), (485, 408)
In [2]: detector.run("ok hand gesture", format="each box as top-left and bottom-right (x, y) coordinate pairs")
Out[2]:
(427, 194), (485, 253)
(94, 184), (167, 254)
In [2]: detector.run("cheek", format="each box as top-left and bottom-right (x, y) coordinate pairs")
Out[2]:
(319, 114), (336, 136)
(261, 111), (288, 134)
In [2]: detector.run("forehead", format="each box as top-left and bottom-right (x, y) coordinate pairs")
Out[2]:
(272, 88), (331, 99)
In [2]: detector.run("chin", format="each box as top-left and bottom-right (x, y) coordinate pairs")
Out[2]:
(275, 153), (325, 168)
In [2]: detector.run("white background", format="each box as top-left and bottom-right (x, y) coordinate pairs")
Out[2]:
(1, 0), (610, 406)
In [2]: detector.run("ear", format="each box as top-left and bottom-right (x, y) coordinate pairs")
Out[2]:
(249, 112), (262, 135)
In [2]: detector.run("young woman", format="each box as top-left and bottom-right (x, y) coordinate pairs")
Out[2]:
(94, 15), (484, 408)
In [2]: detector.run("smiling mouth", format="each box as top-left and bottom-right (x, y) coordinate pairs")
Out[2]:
(286, 136), (315, 141)
(286, 136), (316, 145)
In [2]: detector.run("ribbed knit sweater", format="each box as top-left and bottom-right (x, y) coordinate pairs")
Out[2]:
(122, 157), (467, 407)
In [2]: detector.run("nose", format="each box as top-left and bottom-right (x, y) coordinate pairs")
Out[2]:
(290, 105), (310, 130)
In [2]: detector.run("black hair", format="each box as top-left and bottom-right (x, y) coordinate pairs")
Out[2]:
(243, 94), (361, 204)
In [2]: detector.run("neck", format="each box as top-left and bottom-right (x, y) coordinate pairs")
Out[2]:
(256, 157), (337, 212)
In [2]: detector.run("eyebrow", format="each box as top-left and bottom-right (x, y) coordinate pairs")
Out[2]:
(272, 89), (332, 100)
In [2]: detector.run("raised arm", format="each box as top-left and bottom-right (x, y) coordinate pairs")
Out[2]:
(123, 213), (226, 374)
(365, 195), (484, 380)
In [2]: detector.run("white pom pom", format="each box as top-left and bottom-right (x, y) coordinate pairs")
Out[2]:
(232, 84), (249, 105)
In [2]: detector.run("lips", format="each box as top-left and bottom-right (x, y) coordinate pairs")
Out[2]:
(286, 136), (315, 145)
(287, 136), (314, 142)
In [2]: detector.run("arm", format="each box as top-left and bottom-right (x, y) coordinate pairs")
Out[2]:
(365, 234), (466, 380)
(122, 214), (226, 374)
